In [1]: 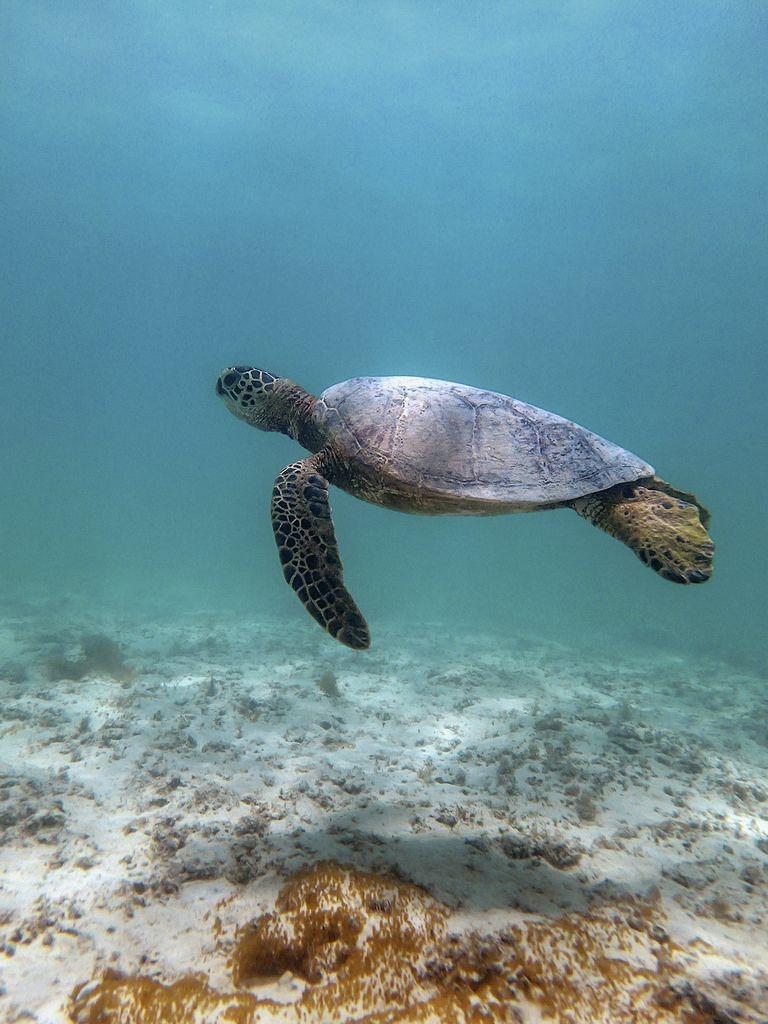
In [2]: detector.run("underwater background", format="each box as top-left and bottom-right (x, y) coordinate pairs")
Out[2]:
(2, 4), (768, 1022)
(2, 0), (766, 663)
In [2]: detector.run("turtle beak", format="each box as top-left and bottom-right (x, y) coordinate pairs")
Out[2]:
(216, 368), (243, 398)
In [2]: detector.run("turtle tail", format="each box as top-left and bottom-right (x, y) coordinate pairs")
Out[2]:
(571, 476), (714, 584)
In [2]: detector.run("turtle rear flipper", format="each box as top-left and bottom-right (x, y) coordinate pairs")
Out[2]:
(272, 454), (370, 649)
(573, 478), (714, 584)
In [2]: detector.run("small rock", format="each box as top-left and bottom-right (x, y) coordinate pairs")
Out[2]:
(740, 864), (763, 886)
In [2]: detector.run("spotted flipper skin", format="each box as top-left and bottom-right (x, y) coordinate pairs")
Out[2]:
(572, 477), (714, 584)
(271, 455), (370, 649)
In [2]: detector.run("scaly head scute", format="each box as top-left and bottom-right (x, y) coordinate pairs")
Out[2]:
(216, 365), (325, 452)
(216, 366), (282, 430)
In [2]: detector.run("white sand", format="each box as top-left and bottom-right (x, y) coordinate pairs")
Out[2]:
(0, 607), (766, 1021)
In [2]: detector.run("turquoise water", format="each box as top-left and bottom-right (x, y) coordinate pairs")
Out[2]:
(2, 8), (768, 1019)
(2, 1), (766, 663)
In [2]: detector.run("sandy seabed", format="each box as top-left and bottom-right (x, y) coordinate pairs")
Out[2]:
(0, 604), (766, 1023)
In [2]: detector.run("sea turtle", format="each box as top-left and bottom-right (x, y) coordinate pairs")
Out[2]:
(216, 368), (714, 650)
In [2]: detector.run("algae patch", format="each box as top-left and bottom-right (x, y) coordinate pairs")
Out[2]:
(69, 863), (742, 1024)
(45, 633), (135, 683)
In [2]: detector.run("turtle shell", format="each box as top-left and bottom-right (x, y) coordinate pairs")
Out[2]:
(317, 376), (654, 507)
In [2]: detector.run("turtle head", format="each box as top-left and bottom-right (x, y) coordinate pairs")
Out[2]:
(216, 366), (284, 431)
(216, 366), (323, 449)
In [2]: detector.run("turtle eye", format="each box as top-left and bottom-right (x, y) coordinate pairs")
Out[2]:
(223, 372), (238, 388)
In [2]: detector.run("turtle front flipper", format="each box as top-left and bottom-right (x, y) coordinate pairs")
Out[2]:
(271, 455), (370, 649)
(572, 477), (714, 584)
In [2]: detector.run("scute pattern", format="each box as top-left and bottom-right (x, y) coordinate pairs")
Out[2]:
(219, 368), (276, 408)
(319, 376), (655, 507)
(271, 456), (370, 650)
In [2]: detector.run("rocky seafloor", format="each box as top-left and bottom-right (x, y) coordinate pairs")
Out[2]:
(0, 603), (766, 1022)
